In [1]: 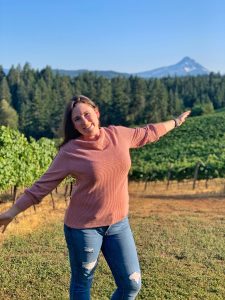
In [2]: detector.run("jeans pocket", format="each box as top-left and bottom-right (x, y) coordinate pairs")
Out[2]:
(107, 216), (129, 235)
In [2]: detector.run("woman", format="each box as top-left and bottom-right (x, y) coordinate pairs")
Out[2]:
(0, 95), (190, 299)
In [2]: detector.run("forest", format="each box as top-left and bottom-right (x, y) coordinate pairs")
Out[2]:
(0, 63), (225, 140)
(0, 63), (224, 192)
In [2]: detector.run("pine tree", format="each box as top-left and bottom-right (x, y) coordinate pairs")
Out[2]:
(0, 77), (11, 104)
(7, 65), (21, 110)
(0, 65), (5, 81)
(0, 99), (18, 128)
(110, 77), (131, 125)
(145, 79), (168, 123)
(128, 77), (146, 124)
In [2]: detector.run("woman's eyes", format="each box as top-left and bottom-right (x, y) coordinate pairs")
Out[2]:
(74, 112), (90, 121)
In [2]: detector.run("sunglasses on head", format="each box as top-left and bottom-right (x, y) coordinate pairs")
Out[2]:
(71, 95), (96, 109)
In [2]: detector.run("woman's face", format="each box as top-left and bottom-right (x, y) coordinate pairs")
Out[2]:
(71, 102), (100, 140)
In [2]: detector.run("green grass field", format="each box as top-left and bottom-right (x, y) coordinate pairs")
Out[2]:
(0, 187), (225, 300)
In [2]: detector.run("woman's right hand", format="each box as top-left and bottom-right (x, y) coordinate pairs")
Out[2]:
(0, 205), (22, 233)
(0, 212), (14, 233)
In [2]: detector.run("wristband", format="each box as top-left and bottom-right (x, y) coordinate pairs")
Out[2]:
(173, 118), (179, 128)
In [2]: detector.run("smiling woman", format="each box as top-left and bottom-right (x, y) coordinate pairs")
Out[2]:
(0, 94), (190, 300)
(59, 95), (102, 147)
(71, 99), (100, 141)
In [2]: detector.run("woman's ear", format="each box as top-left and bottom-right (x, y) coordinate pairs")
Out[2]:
(95, 109), (100, 119)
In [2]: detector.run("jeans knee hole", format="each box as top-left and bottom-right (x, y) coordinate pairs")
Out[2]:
(82, 260), (97, 271)
(129, 272), (141, 284)
(84, 247), (94, 253)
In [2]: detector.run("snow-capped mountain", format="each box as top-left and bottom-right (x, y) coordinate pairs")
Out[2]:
(135, 57), (210, 78)
(53, 57), (209, 78)
(2, 57), (211, 79)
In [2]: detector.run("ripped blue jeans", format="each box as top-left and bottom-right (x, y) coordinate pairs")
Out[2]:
(64, 217), (141, 300)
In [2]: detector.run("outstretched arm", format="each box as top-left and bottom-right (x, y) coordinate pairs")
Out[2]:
(0, 148), (70, 233)
(0, 205), (22, 233)
(114, 111), (191, 149)
(160, 111), (191, 133)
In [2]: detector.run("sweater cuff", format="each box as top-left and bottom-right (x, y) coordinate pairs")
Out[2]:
(15, 193), (34, 211)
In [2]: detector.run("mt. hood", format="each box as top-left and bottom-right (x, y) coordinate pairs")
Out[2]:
(135, 57), (210, 78)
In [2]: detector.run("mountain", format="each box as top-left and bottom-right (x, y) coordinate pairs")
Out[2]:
(2, 57), (210, 79)
(53, 57), (210, 79)
(53, 69), (130, 79)
(135, 57), (210, 78)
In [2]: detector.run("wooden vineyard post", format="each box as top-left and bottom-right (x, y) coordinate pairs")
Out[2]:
(64, 184), (69, 207)
(50, 192), (56, 210)
(12, 186), (18, 204)
(144, 176), (149, 191)
(167, 168), (172, 190)
(193, 161), (204, 190)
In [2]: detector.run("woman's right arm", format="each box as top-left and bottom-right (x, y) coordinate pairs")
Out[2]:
(0, 148), (70, 233)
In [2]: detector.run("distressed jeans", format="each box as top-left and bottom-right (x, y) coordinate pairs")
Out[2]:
(64, 217), (141, 300)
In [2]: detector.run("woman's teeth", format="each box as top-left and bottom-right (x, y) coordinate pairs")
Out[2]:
(84, 124), (93, 130)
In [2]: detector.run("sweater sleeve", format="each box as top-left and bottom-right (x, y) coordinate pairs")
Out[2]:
(116, 123), (167, 148)
(15, 149), (70, 211)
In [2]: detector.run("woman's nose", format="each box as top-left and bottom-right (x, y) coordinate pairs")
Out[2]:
(80, 116), (89, 124)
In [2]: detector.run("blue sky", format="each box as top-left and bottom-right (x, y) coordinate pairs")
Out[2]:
(1, 0), (225, 74)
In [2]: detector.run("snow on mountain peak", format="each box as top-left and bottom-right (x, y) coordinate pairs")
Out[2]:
(184, 66), (196, 72)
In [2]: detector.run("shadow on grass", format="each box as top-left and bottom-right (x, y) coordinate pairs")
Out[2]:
(130, 193), (225, 200)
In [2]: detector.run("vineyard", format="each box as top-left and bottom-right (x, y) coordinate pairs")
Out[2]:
(131, 110), (225, 181)
(0, 127), (52, 199)
(0, 111), (225, 202)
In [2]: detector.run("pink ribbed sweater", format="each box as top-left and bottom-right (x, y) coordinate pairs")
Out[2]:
(15, 124), (167, 228)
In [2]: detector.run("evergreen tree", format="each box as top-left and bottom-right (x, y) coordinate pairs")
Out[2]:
(0, 65), (5, 81)
(40, 66), (53, 86)
(51, 75), (73, 138)
(7, 65), (21, 110)
(16, 81), (30, 131)
(110, 77), (131, 125)
(128, 77), (146, 124)
(22, 63), (36, 86)
(173, 89), (183, 115)
(0, 77), (11, 103)
(0, 99), (18, 128)
(145, 79), (168, 123)
(95, 77), (112, 126)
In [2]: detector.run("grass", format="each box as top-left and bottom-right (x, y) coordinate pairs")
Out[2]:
(0, 182), (225, 299)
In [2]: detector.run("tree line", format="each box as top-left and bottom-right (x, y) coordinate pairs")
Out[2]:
(0, 63), (225, 140)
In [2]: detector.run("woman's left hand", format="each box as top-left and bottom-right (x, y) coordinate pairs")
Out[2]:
(176, 110), (191, 126)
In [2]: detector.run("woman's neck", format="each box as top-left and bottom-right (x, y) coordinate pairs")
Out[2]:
(81, 129), (101, 141)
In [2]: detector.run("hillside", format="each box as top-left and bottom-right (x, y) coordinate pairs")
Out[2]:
(130, 111), (225, 180)
(0, 111), (224, 191)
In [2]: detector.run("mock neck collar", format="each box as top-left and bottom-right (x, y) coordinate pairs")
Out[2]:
(72, 128), (109, 150)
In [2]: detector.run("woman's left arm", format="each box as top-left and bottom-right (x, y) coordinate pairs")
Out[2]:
(161, 111), (191, 133)
(115, 111), (191, 148)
